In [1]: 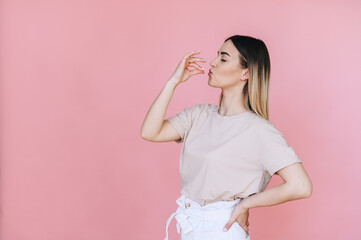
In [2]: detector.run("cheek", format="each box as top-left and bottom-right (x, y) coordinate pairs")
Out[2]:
(219, 66), (238, 77)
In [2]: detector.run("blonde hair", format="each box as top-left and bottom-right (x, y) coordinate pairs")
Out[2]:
(218, 35), (271, 120)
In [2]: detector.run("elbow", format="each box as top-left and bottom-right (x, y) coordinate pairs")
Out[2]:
(141, 132), (151, 141)
(140, 125), (152, 141)
(140, 129), (150, 141)
(300, 187), (312, 198)
(305, 182), (313, 198)
(141, 130), (157, 142)
(140, 131), (146, 139)
(297, 180), (313, 198)
(287, 178), (313, 199)
(141, 134), (148, 141)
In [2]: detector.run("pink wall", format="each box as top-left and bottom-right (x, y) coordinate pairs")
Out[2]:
(1, 0), (360, 239)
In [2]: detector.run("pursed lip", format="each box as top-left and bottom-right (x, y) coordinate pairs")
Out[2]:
(209, 69), (213, 74)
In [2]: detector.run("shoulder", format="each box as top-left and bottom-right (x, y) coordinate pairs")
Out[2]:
(191, 103), (214, 109)
(174, 103), (213, 121)
(248, 114), (285, 141)
(184, 103), (214, 114)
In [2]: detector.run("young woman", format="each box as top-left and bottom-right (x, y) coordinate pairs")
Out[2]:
(141, 35), (313, 240)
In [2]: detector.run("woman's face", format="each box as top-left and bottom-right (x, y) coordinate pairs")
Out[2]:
(208, 40), (248, 88)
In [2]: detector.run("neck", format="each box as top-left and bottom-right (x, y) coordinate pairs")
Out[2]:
(218, 92), (247, 116)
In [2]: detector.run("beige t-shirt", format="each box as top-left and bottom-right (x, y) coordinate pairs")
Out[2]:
(165, 103), (302, 206)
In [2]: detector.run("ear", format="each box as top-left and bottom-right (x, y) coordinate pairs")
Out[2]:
(241, 69), (248, 81)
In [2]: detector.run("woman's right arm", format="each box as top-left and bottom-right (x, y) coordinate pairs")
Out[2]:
(140, 79), (181, 142)
(140, 50), (206, 142)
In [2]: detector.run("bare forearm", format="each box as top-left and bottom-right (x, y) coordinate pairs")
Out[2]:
(240, 182), (309, 210)
(140, 78), (178, 138)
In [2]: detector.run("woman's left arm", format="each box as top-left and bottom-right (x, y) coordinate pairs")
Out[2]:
(224, 162), (312, 233)
(244, 162), (312, 208)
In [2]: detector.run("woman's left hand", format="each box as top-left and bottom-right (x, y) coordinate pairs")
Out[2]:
(223, 202), (250, 234)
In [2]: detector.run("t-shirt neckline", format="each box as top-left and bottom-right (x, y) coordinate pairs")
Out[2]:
(212, 105), (252, 119)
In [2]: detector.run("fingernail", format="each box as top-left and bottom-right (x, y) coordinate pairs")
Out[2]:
(223, 227), (227, 232)
(201, 67), (204, 70)
(203, 58), (207, 61)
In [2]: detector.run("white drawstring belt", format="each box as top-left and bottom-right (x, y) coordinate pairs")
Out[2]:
(164, 195), (250, 240)
(164, 195), (193, 240)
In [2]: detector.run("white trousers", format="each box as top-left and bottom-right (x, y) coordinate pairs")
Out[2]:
(164, 195), (251, 240)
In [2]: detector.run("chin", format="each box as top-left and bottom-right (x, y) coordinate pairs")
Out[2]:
(207, 80), (217, 88)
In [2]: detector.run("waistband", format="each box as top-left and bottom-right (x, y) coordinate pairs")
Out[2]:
(164, 195), (242, 240)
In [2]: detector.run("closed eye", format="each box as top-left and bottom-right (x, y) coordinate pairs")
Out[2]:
(221, 59), (226, 62)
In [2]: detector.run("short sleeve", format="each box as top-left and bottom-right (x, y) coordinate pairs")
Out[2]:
(260, 123), (302, 176)
(165, 104), (200, 143)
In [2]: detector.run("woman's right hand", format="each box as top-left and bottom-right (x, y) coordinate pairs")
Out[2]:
(169, 50), (207, 86)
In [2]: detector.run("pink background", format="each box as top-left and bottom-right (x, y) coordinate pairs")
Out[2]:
(1, 0), (360, 239)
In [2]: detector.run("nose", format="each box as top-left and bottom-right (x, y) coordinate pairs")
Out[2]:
(209, 59), (216, 68)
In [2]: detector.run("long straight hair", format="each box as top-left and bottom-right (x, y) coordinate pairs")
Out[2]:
(217, 35), (271, 120)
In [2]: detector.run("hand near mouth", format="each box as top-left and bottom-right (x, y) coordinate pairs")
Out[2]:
(169, 50), (207, 86)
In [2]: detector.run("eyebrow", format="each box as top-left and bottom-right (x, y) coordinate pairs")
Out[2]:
(217, 51), (231, 57)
